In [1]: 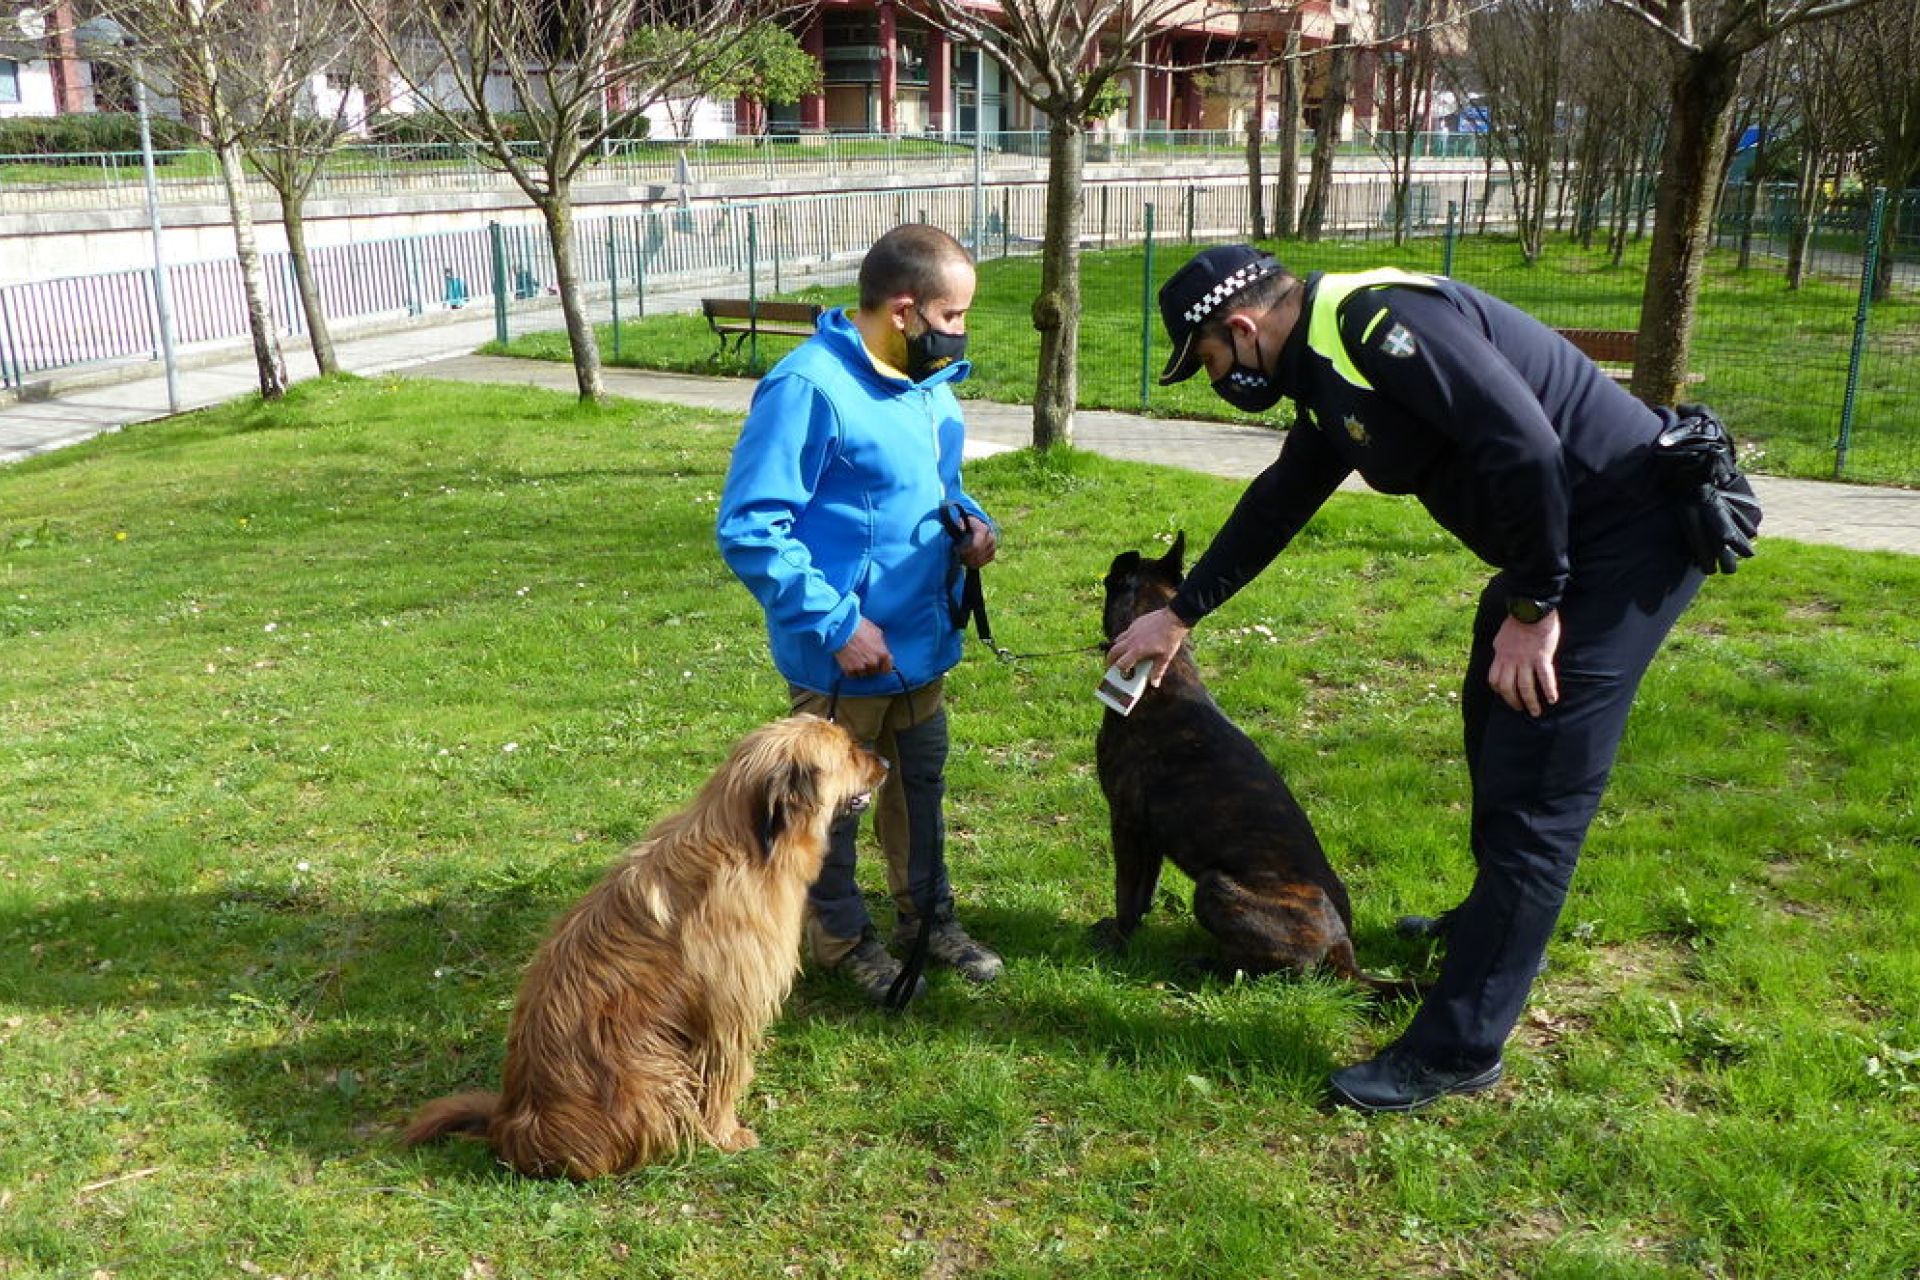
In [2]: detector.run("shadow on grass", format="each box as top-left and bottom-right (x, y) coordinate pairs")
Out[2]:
(782, 901), (1388, 1087)
(0, 883), (1404, 1167)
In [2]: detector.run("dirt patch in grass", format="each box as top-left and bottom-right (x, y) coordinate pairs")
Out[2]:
(1514, 939), (1679, 1056)
(1759, 857), (1829, 921)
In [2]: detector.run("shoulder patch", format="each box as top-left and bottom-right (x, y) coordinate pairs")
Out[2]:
(1379, 322), (1418, 358)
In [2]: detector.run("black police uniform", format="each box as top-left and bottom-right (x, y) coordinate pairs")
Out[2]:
(1168, 270), (1706, 1071)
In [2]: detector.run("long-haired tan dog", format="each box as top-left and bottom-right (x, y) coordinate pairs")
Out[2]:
(403, 715), (887, 1178)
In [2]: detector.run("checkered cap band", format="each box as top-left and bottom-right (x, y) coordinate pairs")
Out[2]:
(1182, 261), (1281, 326)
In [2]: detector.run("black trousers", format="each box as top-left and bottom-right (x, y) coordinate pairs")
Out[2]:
(1397, 493), (1705, 1069)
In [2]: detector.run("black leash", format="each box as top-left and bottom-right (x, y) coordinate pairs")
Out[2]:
(939, 503), (1010, 662)
(884, 908), (932, 1013)
(822, 674), (930, 1014)
(866, 512), (1102, 1012)
(938, 503), (1106, 666)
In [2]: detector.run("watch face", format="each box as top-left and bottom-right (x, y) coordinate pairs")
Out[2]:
(1508, 597), (1547, 624)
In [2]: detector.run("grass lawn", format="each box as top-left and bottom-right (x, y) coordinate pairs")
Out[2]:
(489, 235), (1920, 486)
(2, 377), (1917, 1278)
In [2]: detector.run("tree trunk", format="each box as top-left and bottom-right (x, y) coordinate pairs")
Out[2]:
(1275, 31), (1302, 238)
(1787, 151), (1819, 290)
(214, 140), (288, 401)
(540, 187), (605, 403)
(1390, 125), (1415, 246)
(1609, 163), (1630, 265)
(1572, 129), (1607, 249)
(1247, 70), (1266, 241)
(1631, 48), (1742, 408)
(1478, 147), (1495, 234)
(1523, 139), (1552, 261)
(280, 188), (337, 375)
(1031, 117), (1085, 450)
(1301, 36), (1350, 242)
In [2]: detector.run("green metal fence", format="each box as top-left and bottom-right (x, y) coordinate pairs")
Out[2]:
(484, 179), (1915, 484)
(6, 170), (1913, 483)
(1123, 185), (1919, 484)
(426, 175), (1914, 487)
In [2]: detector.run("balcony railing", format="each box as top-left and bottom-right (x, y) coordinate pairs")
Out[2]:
(0, 129), (1494, 215)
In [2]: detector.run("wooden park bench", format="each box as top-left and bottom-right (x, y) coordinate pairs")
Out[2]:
(701, 298), (823, 357)
(1555, 327), (1703, 387)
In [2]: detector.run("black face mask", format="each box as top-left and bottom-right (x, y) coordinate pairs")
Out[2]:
(906, 308), (968, 382)
(1210, 329), (1283, 413)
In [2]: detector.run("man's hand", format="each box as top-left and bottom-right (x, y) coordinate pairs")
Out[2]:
(836, 618), (894, 678)
(958, 515), (997, 569)
(1106, 607), (1192, 689)
(1489, 612), (1561, 717)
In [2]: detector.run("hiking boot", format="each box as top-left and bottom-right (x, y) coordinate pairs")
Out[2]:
(833, 928), (926, 1008)
(894, 909), (1003, 984)
(1328, 1046), (1504, 1113)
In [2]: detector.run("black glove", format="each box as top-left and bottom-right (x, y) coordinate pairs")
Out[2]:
(1654, 406), (1763, 575)
(1678, 475), (1761, 574)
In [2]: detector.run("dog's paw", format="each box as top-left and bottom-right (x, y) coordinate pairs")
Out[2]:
(714, 1125), (760, 1153)
(1088, 917), (1131, 954)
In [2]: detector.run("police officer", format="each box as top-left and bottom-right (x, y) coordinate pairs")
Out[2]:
(1108, 245), (1746, 1111)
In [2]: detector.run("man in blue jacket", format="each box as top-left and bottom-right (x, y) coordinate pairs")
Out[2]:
(1110, 246), (1752, 1111)
(717, 224), (1003, 1006)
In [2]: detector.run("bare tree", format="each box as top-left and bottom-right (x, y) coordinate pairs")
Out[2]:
(1831, 0), (1920, 299)
(230, 0), (371, 376)
(1273, 25), (1304, 237)
(93, 0), (296, 400)
(904, 0), (1274, 448)
(1298, 25), (1352, 241)
(1601, 0), (1885, 407)
(1373, 0), (1448, 246)
(1242, 13), (1319, 242)
(352, 0), (783, 402)
(1561, 5), (1666, 263)
(1776, 21), (1853, 288)
(1246, 38), (1273, 241)
(1729, 41), (1790, 269)
(1467, 0), (1569, 263)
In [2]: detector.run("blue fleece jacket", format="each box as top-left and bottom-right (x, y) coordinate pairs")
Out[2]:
(716, 307), (992, 696)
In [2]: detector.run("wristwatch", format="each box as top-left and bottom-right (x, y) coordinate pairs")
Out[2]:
(1506, 596), (1556, 624)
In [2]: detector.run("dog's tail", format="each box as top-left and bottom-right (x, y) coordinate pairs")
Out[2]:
(1325, 933), (1429, 1005)
(1353, 970), (1429, 1003)
(401, 1092), (499, 1147)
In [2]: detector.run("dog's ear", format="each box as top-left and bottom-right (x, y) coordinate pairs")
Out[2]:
(759, 758), (822, 859)
(1154, 532), (1186, 583)
(1104, 549), (1142, 589)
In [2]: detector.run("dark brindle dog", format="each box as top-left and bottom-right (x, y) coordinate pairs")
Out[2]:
(1095, 535), (1416, 997)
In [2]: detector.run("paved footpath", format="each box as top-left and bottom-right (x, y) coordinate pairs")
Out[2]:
(5, 324), (1919, 557)
(419, 353), (1920, 558)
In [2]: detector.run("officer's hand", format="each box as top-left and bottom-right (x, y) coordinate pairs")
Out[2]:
(836, 618), (894, 678)
(958, 515), (997, 569)
(1489, 612), (1561, 718)
(1107, 607), (1191, 689)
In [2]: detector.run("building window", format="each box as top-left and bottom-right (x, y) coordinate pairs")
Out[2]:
(896, 26), (929, 87)
(822, 13), (882, 85)
(0, 59), (22, 106)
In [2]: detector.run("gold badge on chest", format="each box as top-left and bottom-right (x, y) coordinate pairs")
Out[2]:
(1343, 413), (1370, 445)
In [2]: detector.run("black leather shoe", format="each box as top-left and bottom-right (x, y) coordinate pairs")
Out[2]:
(1394, 914), (1448, 939)
(1391, 913), (1550, 977)
(1328, 1047), (1503, 1113)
